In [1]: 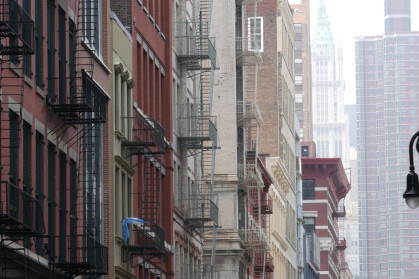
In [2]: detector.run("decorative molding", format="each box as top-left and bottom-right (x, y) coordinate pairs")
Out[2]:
(114, 62), (124, 74)
(127, 77), (135, 89)
(121, 70), (130, 81)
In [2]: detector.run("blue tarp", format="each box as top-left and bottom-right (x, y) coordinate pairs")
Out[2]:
(122, 217), (146, 244)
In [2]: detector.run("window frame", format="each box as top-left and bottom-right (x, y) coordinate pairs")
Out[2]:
(248, 17), (263, 52)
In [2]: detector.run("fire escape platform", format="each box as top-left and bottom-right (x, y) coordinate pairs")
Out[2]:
(0, 0), (35, 55)
(0, 181), (42, 236)
(47, 70), (108, 124)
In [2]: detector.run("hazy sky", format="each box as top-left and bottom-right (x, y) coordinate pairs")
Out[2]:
(309, 0), (419, 104)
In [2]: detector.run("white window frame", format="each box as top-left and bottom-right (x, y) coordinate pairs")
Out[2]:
(248, 17), (263, 52)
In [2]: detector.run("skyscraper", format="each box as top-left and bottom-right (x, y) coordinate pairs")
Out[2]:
(312, 0), (349, 167)
(356, 0), (419, 278)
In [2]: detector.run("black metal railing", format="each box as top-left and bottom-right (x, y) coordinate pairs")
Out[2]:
(0, 0), (34, 55)
(0, 181), (42, 235)
(184, 197), (218, 228)
(254, 252), (274, 273)
(125, 222), (171, 255)
(53, 235), (108, 277)
(122, 117), (166, 156)
(47, 70), (107, 124)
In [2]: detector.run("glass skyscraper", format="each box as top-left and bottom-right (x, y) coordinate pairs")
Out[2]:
(356, 0), (419, 278)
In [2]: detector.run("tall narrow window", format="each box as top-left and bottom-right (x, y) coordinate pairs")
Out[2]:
(121, 172), (126, 222)
(47, 0), (55, 100)
(248, 17), (263, 52)
(59, 153), (67, 261)
(22, 123), (31, 193)
(35, 0), (42, 87)
(9, 112), (18, 185)
(35, 133), (44, 254)
(115, 167), (120, 234)
(83, 0), (102, 55)
(22, 0), (31, 76)
(58, 8), (66, 104)
(48, 144), (55, 239)
(68, 20), (75, 99)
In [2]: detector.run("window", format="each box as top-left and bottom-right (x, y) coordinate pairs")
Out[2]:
(22, 0), (31, 76)
(83, 0), (102, 55)
(59, 153), (67, 261)
(35, 133), (44, 253)
(58, 8), (66, 104)
(22, 123), (31, 193)
(48, 144), (55, 238)
(248, 17), (263, 52)
(302, 179), (315, 200)
(295, 75), (303, 85)
(47, 0), (55, 100)
(35, 0), (42, 87)
(9, 112), (19, 185)
(69, 20), (75, 99)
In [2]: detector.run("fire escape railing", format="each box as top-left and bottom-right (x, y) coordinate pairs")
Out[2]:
(248, 190), (273, 215)
(0, 0), (34, 55)
(0, 181), (43, 235)
(52, 235), (108, 277)
(183, 192), (219, 229)
(176, 21), (217, 71)
(122, 116), (165, 157)
(236, 100), (263, 127)
(47, 70), (107, 124)
(253, 252), (274, 274)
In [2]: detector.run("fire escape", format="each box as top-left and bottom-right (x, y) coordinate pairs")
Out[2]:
(0, 1), (45, 278)
(46, 0), (108, 277)
(121, 115), (172, 278)
(176, 0), (219, 278)
(236, 0), (273, 278)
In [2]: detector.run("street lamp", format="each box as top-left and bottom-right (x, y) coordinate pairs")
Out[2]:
(404, 131), (419, 209)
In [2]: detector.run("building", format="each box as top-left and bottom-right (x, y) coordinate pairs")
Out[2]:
(111, 0), (174, 278)
(302, 158), (351, 279)
(0, 0), (111, 278)
(171, 0), (219, 278)
(248, 0), (299, 277)
(311, 0), (349, 168)
(290, 0), (313, 142)
(356, 0), (419, 278)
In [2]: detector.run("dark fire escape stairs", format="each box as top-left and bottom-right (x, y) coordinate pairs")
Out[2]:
(121, 116), (172, 278)
(0, 1), (47, 278)
(175, 1), (220, 278)
(48, 1), (108, 278)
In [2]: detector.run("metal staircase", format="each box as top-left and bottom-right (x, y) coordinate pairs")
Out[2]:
(49, 1), (108, 277)
(0, 1), (45, 278)
(121, 114), (170, 277)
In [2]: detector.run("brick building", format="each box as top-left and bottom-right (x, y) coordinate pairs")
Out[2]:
(0, 0), (112, 278)
(302, 158), (351, 279)
(111, 0), (174, 278)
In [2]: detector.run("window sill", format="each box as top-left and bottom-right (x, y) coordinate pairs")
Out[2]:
(36, 86), (46, 99)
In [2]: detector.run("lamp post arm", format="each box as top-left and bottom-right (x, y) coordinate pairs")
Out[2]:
(409, 131), (419, 169)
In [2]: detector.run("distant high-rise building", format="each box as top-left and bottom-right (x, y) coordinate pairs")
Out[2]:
(312, 0), (350, 167)
(291, 0), (313, 141)
(356, 0), (419, 278)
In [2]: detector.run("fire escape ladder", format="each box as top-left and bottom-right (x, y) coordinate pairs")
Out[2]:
(47, 0), (107, 125)
(51, 121), (108, 278)
(0, 2), (44, 278)
(121, 117), (170, 277)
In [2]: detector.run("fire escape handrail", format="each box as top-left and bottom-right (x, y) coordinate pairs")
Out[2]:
(47, 70), (108, 124)
(0, 0), (35, 55)
(52, 235), (108, 276)
(122, 116), (166, 156)
(0, 181), (44, 235)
